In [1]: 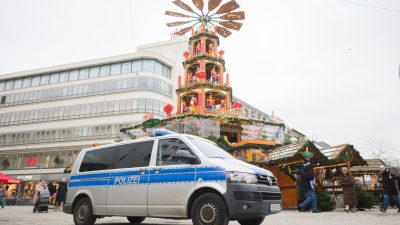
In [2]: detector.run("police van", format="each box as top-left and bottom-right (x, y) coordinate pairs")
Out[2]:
(64, 131), (281, 225)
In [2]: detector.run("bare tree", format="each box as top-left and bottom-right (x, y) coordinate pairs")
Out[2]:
(358, 138), (400, 170)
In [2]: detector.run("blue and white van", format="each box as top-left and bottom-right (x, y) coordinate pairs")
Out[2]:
(64, 132), (281, 225)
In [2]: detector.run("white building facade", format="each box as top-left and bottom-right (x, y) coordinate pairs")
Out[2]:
(0, 38), (187, 203)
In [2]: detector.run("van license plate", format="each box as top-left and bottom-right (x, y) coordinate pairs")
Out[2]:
(270, 204), (281, 212)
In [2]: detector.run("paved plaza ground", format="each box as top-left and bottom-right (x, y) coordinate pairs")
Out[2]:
(0, 206), (399, 225)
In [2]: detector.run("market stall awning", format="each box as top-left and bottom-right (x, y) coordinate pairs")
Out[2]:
(0, 172), (20, 184)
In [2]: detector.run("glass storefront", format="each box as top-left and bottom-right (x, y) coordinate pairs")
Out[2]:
(0, 150), (79, 170)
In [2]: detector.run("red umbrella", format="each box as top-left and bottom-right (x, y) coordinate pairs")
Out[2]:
(0, 173), (20, 184)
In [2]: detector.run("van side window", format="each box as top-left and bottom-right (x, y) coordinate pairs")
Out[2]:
(156, 138), (194, 166)
(79, 147), (115, 172)
(113, 141), (154, 169)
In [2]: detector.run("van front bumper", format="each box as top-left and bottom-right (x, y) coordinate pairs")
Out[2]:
(223, 183), (282, 220)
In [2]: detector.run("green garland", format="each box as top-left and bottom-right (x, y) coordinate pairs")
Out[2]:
(183, 55), (225, 67)
(189, 32), (220, 45)
(176, 83), (232, 93)
(120, 113), (284, 132)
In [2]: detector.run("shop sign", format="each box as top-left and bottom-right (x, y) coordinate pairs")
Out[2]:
(142, 118), (161, 129)
(25, 156), (39, 167)
(16, 175), (33, 181)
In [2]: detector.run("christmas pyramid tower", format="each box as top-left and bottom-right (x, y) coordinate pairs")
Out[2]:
(176, 24), (233, 115)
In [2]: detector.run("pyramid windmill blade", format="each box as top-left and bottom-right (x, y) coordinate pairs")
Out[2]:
(166, 21), (194, 27)
(219, 21), (242, 31)
(192, 0), (204, 11)
(174, 26), (192, 36)
(216, 0), (240, 15)
(220, 11), (245, 20)
(173, 0), (194, 13)
(165, 10), (191, 18)
(215, 26), (232, 38)
(208, 0), (222, 11)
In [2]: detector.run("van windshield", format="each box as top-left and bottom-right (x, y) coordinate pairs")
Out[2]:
(188, 137), (235, 159)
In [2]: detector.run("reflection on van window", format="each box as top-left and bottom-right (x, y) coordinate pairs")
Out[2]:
(113, 141), (154, 169)
(79, 147), (115, 172)
(157, 138), (193, 166)
(188, 137), (235, 159)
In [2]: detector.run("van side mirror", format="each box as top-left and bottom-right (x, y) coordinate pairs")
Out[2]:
(175, 150), (197, 163)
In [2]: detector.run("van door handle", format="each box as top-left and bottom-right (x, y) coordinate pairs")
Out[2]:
(153, 168), (161, 174)
(139, 169), (147, 174)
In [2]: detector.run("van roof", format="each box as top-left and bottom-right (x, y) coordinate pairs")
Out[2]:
(81, 133), (200, 153)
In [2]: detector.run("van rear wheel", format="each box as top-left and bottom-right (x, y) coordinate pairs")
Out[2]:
(127, 217), (145, 224)
(238, 217), (265, 225)
(191, 193), (229, 225)
(73, 197), (97, 225)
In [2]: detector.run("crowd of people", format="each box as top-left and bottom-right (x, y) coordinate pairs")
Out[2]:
(296, 151), (400, 213)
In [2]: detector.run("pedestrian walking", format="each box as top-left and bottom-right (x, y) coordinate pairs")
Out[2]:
(297, 150), (321, 213)
(379, 165), (400, 213)
(55, 178), (67, 212)
(0, 182), (6, 209)
(340, 167), (357, 212)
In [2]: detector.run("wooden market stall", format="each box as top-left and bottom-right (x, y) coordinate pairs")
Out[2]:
(350, 159), (384, 190)
(263, 141), (328, 209)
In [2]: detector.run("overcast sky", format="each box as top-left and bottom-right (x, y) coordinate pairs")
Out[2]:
(0, 0), (399, 158)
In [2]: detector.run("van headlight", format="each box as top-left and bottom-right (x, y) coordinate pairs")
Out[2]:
(227, 172), (257, 184)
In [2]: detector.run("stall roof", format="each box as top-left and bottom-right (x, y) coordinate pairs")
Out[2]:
(320, 144), (366, 166)
(267, 142), (306, 161)
(264, 141), (328, 166)
(320, 145), (347, 160)
(350, 159), (384, 173)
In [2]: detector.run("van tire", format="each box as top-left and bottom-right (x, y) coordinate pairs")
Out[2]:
(238, 217), (265, 225)
(191, 193), (229, 225)
(73, 197), (97, 225)
(127, 217), (145, 224)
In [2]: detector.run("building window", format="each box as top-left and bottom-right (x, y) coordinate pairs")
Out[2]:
(59, 71), (69, 82)
(13, 79), (23, 89)
(121, 62), (131, 74)
(69, 70), (79, 81)
(79, 68), (89, 80)
(5, 80), (14, 91)
(143, 59), (155, 72)
(89, 66), (100, 78)
(132, 60), (142, 72)
(31, 77), (40, 87)
(40, 75), (50, 86)
(49, 73), (59, 84)
(0, 82), (5, 91)
(99, 65), (110, 77)
(110, 63), (121, 75)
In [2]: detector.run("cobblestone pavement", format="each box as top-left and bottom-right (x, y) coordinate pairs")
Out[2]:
(0, 206), (399, 225)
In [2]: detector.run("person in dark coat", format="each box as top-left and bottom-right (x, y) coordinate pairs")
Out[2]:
(47, 181), (56, 196)
(55, 178), (68, 212)
(379, 166), (400, 213)
(297, 151), (321, 213)
(340, 167), (357, 212)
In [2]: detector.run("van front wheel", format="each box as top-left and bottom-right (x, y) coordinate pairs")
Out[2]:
(191, 193), (229, 225)
(73, 197), (97, 225)
(127, 217), (145, 224)
(238, 217), (265, 225)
